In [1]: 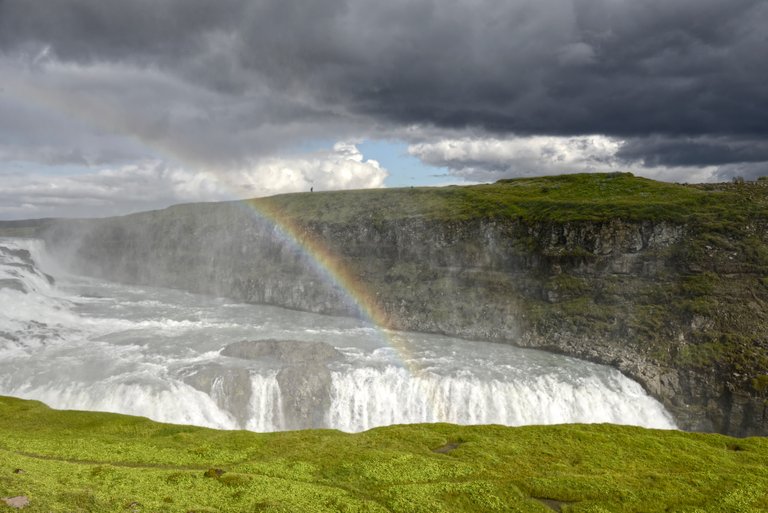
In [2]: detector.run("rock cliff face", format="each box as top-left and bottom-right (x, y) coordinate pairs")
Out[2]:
(37, 176), (768, 436)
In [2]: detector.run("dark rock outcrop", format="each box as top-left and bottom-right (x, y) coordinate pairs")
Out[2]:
(183, 341), (342, 430)
(180, 364), (252, 426)
(221, 339), (341, 364)
(221, 340), (341, 429)
(275, 364), (333, 430)
(0, 278), (27, 293)
(0, 245), (55, 289)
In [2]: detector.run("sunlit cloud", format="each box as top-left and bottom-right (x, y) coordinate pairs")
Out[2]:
(0, 143), (386, 219)
(408, 135), (733, 184)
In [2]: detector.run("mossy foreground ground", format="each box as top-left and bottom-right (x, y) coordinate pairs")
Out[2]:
(1, 397), (767, 512)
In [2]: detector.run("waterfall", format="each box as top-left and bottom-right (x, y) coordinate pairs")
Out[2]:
(0, 237), (677, 433)
(326, 366), (675, 432)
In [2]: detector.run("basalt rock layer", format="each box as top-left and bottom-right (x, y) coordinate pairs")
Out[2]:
(13, 173), (768, 435)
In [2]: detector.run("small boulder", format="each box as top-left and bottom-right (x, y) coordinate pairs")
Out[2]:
(203, 468), (225, 478)
(2, 496), (29, 509)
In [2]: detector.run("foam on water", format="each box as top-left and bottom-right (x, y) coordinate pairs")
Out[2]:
(326, 366), (674, 432)
(0, 239), (80, 353)
(245, 373), (285, 432)
(0, 237), (678, 432)
(6, 379), (236, 429)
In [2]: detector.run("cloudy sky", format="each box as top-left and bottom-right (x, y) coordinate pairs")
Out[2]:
(1, 0), (766, 219)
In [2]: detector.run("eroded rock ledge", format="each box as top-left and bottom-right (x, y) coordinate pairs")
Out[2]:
(182, 340), (342, 430)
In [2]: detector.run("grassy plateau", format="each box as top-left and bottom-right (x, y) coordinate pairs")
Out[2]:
(3, 172), (768, 229)
(250, 172), (768, 225)
(1, 396), (767, 513)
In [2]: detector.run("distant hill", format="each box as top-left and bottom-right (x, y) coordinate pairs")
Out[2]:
(0, 218), (55, 238)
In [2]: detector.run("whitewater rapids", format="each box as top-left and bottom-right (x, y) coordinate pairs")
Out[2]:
(0, 238), (676, 432)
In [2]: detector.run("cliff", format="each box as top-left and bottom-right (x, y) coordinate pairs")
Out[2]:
(21, 173), (768, 436)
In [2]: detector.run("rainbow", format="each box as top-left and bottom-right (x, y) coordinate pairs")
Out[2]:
(6, 65), (425, 375)
(238, 196), (424, 375)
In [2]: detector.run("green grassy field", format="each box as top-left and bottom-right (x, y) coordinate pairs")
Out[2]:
(3, 172), (767, 232)
(247, 172), (768, 226)
(1, 396), (767, 512)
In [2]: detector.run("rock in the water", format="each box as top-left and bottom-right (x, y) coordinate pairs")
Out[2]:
(180, 364), (252, 427)
(3, 248), (33, 264)
(276, 364), (333, 430)
(0, 245), (54, 288)
(221, 339), (342, 364)
(0, 279), (27, 293)
(2, 496), (29, 509)
(220, 340), (341, 429)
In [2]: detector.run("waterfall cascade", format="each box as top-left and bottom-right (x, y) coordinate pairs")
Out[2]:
(0, 238), (676, 432)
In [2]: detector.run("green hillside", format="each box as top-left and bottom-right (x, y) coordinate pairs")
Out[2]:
(3, 172), (768, 230)
(244, 173), (768, 225)
(1, 396), (766, 512)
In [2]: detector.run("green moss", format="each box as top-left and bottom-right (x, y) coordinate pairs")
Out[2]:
(547, 274), (590, 295)
(753, 375), (768, 394)
(680, 272), (720, 297)
(679, 298), (720, 320)
(679, 341), (728, 368)
(1, 396), (768, 512)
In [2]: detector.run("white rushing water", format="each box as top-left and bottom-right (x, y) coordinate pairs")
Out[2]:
(0, 238), (677, 432)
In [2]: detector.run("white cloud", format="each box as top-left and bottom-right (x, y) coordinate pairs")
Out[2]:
(233, 142), (386, 195)
(409, 135), (621, 179)
(0, 53), (369, 170)
(408, 135), (721, 184)
(0, 143), (387, 219)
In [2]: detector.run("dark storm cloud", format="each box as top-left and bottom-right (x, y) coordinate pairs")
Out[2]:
(713, 162), (768, 182)
(0, 0), (766, 171)
(0, 0), (245, 64)
(617, 137), (768, 168)
(234, 0), (767, 138)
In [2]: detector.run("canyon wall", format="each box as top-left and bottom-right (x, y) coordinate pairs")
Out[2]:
(27, 176), (768, 436)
